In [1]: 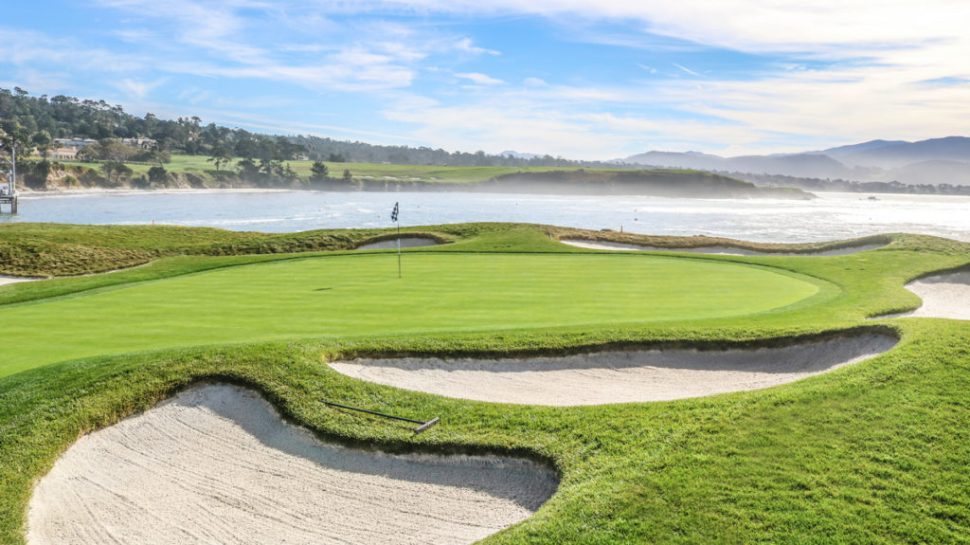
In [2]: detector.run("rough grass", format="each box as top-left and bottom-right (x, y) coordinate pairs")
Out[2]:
(0, 223), (968, 544)
(548, 225), (896, 253)
(0, 222), (460, 277)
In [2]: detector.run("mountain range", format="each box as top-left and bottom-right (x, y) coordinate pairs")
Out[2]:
(623, 137), (970, 186)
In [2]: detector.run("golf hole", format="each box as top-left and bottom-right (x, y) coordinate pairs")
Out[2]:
(28, 384), (558, 545)
(330, 332), (898, 406)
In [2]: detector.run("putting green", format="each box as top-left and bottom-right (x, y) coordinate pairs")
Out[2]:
(0, 253), (827, 377)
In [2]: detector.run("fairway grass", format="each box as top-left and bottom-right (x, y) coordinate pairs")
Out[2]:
(59, 155), (568, 183)
(0, 252), (827, 378)
(1, 223), (969, 545)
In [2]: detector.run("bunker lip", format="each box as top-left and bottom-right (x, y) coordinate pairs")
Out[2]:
(330, 329), (898, 406)
(560, 238), (888, 256)
(874, 268), (970, 320)
(356, 234), (445, 251)
(0, 275), (43, 287)
(27, 383), (559, 545)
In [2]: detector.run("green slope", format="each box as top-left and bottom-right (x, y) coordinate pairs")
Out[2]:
(0, 253), (824, 377)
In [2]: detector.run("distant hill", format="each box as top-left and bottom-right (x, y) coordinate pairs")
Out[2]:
(818, 140), (907, 163)
(624, 136), (970, 186)
(624, 151), (855, 179)
(888, 159), (970, 186)
(841, 137), (970, 168)
(481, 170), (813, 199)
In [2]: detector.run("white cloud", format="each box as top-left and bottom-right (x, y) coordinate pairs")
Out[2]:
(455, 72), (505, 86)
(116, 78), (166, 99)
(332, 0), (970, 152)
(8, 1), (970, 156)
(672, 63), (700, 77)
(454, 37), (500, 56)
(0, 27), (142, 71)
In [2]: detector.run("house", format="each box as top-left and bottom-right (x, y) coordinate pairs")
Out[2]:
(53, 138), (97, 149)
(121, 138), (157, 150)
(49, 147), (80, 161)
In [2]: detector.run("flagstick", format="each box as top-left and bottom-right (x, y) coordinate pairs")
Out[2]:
(396, 219), (402, 279)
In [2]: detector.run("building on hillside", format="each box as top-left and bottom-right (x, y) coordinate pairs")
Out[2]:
(121, 137), (157, 150)
(48, 147), (80, 161)
(53, 137), (97, 149)
(51, 137), (157, 151)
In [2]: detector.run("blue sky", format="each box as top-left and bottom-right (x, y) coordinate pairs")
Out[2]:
(2, 1), (969, 159)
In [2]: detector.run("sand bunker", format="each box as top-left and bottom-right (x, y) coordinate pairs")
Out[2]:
(0, 275), (40, 287)
(331, 333), (897, 406)
(561, 238), (885, 256)
(357, 236), (441, 250)
(28, 384), (557, 545)
(884, 271), (970, 320)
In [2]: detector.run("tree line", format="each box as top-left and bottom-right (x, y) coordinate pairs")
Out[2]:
(1, 87), (610, 169)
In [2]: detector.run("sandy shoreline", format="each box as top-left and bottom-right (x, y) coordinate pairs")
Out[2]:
(28, 384), (557, 545)
(331, 333), (897, 406)
(18, 187), (293, 199)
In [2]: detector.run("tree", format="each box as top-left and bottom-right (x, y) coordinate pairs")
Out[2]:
(83, 139), (138, 162)
(236, 158), (260, 181)
(0, 122), (34, 188)
(31, 131), (52, 160)
(310, 161), (329, 181)
(24, 160), (51, 189)
(207, 143), (233, 172)
(101, 161), (133, 186)
(0, 121), (33, 155)
(147, 166), (169, 185)
(140, 147), (171, 167)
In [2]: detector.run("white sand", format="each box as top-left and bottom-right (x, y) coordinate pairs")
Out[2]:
(0, 275), (41, 287)
(331, 334), (897, 406)
(561, 238), (886, 256)
(28, 384), (558, 545)
(886, 271), (970, 320)
(357, 236), (440, 250)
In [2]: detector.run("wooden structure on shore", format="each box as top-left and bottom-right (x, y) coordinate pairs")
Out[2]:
(0, 192), (17, 214)
(1, 145), (18, 215)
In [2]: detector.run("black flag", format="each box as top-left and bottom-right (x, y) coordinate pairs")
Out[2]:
(391, 202), (399, 222)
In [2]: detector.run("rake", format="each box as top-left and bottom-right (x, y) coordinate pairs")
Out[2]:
(321, 399), (440, 434)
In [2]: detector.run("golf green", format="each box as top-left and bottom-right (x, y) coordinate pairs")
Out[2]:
(0, 253), (826, 377)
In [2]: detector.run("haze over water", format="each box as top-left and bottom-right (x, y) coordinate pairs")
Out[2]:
(6, 191), (970, 243)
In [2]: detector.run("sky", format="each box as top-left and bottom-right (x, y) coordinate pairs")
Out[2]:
(1, 1), (969, 160)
